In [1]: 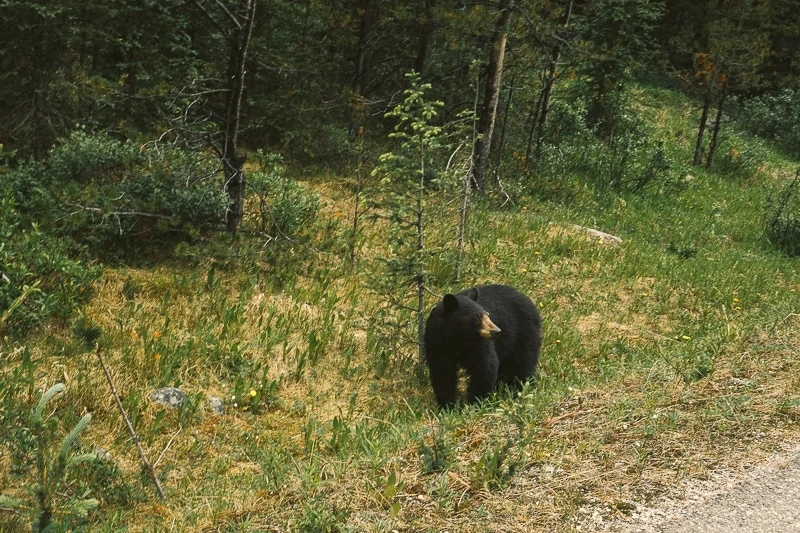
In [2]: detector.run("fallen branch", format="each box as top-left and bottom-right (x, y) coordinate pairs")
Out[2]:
(95, 346), (166, 500)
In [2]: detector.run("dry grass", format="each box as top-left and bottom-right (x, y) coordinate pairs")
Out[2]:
(3, 162), (800, 532)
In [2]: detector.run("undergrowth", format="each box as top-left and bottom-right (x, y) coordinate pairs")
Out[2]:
(1, 86), (799, 532)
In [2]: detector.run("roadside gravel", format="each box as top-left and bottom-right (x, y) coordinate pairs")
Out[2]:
(586, 441), (800, 533)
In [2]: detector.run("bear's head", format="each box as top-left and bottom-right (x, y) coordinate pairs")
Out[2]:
(440, 288), (501, 341)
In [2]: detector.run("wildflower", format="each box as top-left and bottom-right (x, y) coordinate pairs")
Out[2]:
(681, 335), (692, 341)
(155, 353), (162, 362)
(249, 389), (257, 398)
(153, 331), (161, 339)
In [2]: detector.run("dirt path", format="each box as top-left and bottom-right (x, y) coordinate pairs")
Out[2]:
(587, 441), (800, 532)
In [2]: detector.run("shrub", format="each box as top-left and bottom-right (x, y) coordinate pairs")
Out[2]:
(0, 190), (100, 334)
(533, 99), (677, 193)
(249, 150), (320, 240)
(6, 130), (227, 254)
(738, 89), (800, 158)
(765, 172), (800, 256)
(0, 383), (98, 532)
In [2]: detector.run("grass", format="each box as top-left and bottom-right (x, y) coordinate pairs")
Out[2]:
(2, 86), (800, 532)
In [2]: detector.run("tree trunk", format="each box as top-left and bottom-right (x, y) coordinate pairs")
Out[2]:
(414, 0), (436, 75)
(471, 0), (514, 194)
(705, 79), (728, 170)
(524, 90), (544, 170)
(693, 94), (711, 167)
(536, 0), (573, 156)
(417, 145), (426, 368)
(348, 0), (374, 142)
(494, 75), (514, 174)
(215, 0), (257, 232)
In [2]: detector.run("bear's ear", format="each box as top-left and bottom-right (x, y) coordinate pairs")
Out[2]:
(466, 287), (480, 302)
(443, 294), (459, 313)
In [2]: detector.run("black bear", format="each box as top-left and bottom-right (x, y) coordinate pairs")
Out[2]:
(424, 284), (542, 408)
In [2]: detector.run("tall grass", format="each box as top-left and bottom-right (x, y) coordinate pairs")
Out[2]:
(1, 86), (799, 531)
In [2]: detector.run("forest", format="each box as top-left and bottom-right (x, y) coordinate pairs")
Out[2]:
(2, 0), (800, 531)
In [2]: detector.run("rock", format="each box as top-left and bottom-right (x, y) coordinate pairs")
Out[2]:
(150, 387), (187, 408)
(208, 396), (224, 415)
(572, 224), (623, 246)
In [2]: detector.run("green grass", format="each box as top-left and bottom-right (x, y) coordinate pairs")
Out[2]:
(2, 86), (800, 532)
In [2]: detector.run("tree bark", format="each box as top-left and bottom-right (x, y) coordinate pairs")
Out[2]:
(348, 0), (375, 142)
(471, 0), (514, 194)
(536, 0), (573, 156)
(197, 0), (256, 233)
(414, 0), (436, 76)
(494, 75), (514, 173)
(693, 94), (711, 167)
(705, 79), (728, 170)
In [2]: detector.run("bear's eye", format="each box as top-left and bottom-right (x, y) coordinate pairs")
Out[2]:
(473, 314), (483, 326)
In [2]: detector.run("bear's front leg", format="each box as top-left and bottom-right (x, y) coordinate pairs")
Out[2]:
(428, 359), (459, 408)
(466, 349), (499, 404)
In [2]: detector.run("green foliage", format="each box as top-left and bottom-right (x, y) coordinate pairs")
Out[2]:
(0, 383), (99, 532)
(296, 496), (349, 533)
(419, 432), (452, 474)
(711, 134), (766, 181)
(6, 130), (227, 256)
(249, 150), (320, 240)
(368, 72), (449, 369)
(577, 0), (664, 136)
(470, 439), (520, 491)
(738, 89), (800, 158)
(765, 172), (800, 256)
(531, 95), (677, 193)
(0, 183), (101, 334)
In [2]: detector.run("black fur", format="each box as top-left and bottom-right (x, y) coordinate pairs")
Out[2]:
(424, 284), (542, 408)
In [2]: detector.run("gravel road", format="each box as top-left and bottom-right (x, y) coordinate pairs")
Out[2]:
(595, 442), (800, 533)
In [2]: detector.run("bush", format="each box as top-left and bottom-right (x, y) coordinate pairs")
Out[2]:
(249, 150), (320, 239)
(7, 130), (227, 254)
(533, 98), (677, 193)
(765, 172), (800, 256)
(739, 89), (800, 158)
(0, 191), (100, 334)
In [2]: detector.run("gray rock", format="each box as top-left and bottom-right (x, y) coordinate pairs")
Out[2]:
(150, 387), (187, 408)
(208, 396), (224, 415)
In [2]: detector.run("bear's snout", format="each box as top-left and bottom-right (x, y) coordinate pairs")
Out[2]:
(479, 314), (501, 339)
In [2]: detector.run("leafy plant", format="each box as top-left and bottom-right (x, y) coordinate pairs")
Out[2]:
(419, 432), (452, 474)
(0, 184), (100, 334)
(6, 130), (226, 256)
(765, 171), (800, 256)
(470, 439), (520, 491)
(739, 89), (800, 158)
(0, 384), (98, 531)
(249, 150), (320, 240)
(369, 72), (447, 370)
